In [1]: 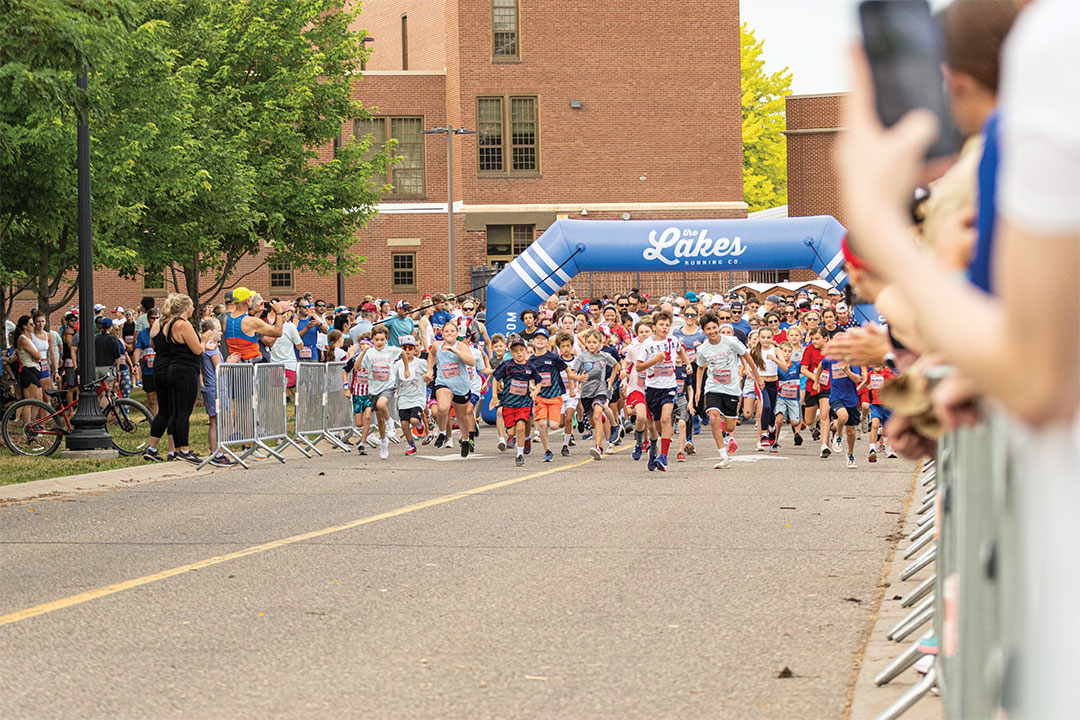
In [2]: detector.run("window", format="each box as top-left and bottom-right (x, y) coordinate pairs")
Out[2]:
(476, 95), (539, 175)
(269, 260), (294, 292)
(492, 0), (519, 59)
(352, 116), (425, 196)
(143, 267), (165, 293)
(485, 224), (534, 269)
(401, 14), (409, 70)
(391, 252), (417, 291)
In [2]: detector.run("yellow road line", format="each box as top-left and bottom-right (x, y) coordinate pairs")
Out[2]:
(0, 455), (603, 629)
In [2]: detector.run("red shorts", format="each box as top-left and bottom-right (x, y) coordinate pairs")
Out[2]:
(502, 406), (532, 426)
(626, 390), (646, 409)
(858, 386), (870, 405)
(285, 369), (297, 388)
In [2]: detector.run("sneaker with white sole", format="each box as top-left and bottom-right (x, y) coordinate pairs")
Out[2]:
(847, 454), (857, 469)
(497, 437), (507, 452)
(380, 438), (389, 460)
(727, 436), (738, 453)
(590, 445), (603, 460)
(886, 446), (898, 459)
(714, 453), (731, 469)
(820, 444), (831, 459)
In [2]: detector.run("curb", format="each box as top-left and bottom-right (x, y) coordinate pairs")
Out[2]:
(0, 461), (220, 505)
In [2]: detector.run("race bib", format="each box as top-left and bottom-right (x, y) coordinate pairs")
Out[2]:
(870, 373), (885, 390)
(676, 378), (685, 394)
(712, 368), (732, 385)
(509, 378), (528, 396)
(831, 365), (846, 381)
(780, 380), (800, 399)
(39, 359), (49, 372)
(540, 371), (551, 387)
(440, 363), (459, 378)
(64, 358), (75, 368)
(299, 346), (313, 360)
(118, 355), (127, 366)
(124, 335), (134, 344)
(652, 362), (674, 378)
(145, 354), (155, 369)
(685, 347), (697, 363)
(372, 365), (391, 382)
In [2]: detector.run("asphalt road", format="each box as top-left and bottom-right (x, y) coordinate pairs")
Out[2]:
(0, 424), (914, 719)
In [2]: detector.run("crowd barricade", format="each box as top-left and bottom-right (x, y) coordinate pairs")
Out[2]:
(294, 362), (328, 456)
(322, 361), (354, 451)
(253, 362), (310, 461)
(870, 402), (1062, 719)
(198, 363), (256, 469)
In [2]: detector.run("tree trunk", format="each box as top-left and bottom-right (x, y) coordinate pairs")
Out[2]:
(185, 253), (201, 307)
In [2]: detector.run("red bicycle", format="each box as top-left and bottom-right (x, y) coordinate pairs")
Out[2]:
(1, 370), (153, 457)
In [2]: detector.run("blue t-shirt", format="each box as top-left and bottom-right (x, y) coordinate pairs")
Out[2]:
(675, 364), (690, 397)
(384, 315), (415, 347)
(732, 318), (752, 338)
(528, 351), (569, 399)
(295, 316), (321, 360)
(202, 345), (222, 396)
(968, 110), (1000, 295)
(432, 310), (452, 329)
(673, 327), (707, 367)
(821, 358), (861, 409)
(493, 360), (541, 409)
(135, 328), (154, 375)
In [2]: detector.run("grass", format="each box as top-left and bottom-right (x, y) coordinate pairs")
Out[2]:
(0, 387), (212, 487)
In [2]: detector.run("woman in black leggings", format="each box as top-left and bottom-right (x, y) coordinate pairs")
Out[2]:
(143, 293), (204, 463)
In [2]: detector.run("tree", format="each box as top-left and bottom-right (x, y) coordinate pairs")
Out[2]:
(741, 23), (792, 213)
(118, 0), (387, 305)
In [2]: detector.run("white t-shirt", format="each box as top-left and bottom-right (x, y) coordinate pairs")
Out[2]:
(361, 346), (402, 395)
(640, 336), (682, 390)
(393, 357), (428, 409)
(759, 345), (779, 377)
(696, 336), (747, 397)
(467, 345), (486, 394)
(268, 322), (302, 371)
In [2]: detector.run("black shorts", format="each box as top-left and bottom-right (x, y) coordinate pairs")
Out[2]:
(645, 386), (677, 421)
(803, 389), (828, 407)
(834, 405), (860, 426)
(581, 394), (608, 418)
(399, 406), (424, 424)
(434, 385), (470, 406)
(19, 366), (41, 389)
(142, 373), (156, 394)
(704, 391), (740, 419)
(63, 367), (78, 388)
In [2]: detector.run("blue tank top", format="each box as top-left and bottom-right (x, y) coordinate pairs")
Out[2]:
(435, 344), (471, 395)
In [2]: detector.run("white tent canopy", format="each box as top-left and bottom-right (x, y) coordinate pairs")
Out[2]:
(731, 279), (834, 296)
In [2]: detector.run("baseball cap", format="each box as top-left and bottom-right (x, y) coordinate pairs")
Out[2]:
(100, 317), (114, 328)
(113, 306), (125, 314)
(766, 294), (783, 304)
(361, 302), (377, 313)
(533, 327), (549, 337)
(509, 334), (526, 348)
(827, 287), (842, 296)
(232, 287), (256, 303)
(63, 312), (77, 322)
(730, 300), (744, 310)
(685, 291), (698, 302)
(399, 335), (418, 347)
(93, 303), (106, 312)
(836, 301), (849, 312)
(396, 299), (412, 311)
(224, 290), (234, 304)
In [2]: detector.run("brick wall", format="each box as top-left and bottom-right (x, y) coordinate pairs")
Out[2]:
(785, 93), (847, 226)
(353, 0), (446, 71)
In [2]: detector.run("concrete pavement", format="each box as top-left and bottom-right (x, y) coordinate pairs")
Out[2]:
(0, 425), (915, 718)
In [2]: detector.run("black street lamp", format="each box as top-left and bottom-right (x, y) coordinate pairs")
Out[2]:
(423, 126), (475, 297)
(66, 65), (112, 450)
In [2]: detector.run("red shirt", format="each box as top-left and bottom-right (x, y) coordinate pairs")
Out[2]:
(801, 345), (829, 389)
(868, 367), (894, 405)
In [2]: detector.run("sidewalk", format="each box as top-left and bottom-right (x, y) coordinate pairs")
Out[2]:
(0, 460), (217, 505)
(847, 467), (942, 720)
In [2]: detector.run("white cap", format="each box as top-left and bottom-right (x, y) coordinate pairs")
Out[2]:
(836, 301), (849, 312)
(398, 335), (418, 347)
(113, 306), (125, 314)
(93, 303), (106, 311)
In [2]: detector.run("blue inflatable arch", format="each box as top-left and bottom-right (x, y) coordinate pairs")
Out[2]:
(485, 215), (849, 338)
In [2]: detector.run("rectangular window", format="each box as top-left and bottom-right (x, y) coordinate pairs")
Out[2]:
(269, 260), (294, 292)
(486, 224), (534, 269)
(143, 267), (165, 293)
(401, 14), (409, 70)
(391, 252), (417, 291)
(353, 116), (425, 196)
(476, 95), (539, 176)
(492, 0), (519, 59)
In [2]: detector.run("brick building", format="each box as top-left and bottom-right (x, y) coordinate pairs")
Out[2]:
(14, 0), (759, 323)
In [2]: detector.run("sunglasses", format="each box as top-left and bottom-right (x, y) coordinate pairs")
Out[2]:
(767, 319), (779, 324)
(462, 306), (475, 311)
(685, 313), (698, 318)
(617, 303), (629, 308)
(315, 303), (326, 308)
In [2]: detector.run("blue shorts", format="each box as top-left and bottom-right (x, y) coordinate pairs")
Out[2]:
(204, 391), (217, 418)
(352, 394), (371, 414)
(470, 392), (480, 406)
(775, 396), (801, 421)
(645, 386), (677, 421)
(870, 404), (892, 423)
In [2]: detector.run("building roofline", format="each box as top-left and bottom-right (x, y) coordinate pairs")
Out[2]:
(786, 91), (851, 100)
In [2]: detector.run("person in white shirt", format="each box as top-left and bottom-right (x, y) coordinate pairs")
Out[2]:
(267, 309), (303, 392)
(634, 310), (691, 472)
(357, 325), (402, 459)
(392, 335), (428, 455)
(695, 313), (758, 468)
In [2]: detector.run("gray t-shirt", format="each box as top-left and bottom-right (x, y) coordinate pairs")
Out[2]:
(569, 350), (617, 400)
(696, 336), (747, 397)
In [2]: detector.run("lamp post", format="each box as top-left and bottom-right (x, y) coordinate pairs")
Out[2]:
(423, 125), (474, 297)
(67, 65), (112, 451)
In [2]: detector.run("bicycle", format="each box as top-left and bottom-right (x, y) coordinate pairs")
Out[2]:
(1, 370), (153, 457)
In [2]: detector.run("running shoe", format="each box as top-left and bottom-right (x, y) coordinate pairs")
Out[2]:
(460, 439), (470, 458)
(811, 424), (821, 442)
(793, 433), (803, 447)
(632, 443), (643, 461)
(524, 438), (532, 455)
(606, 442), (614, 455)
(655, 453), (668, 472)
(878, 442), (886, 455)
(581, 429), (593, 441)
(684, 441), (695, 455)
(769, 442), (779, 454)
(497, 437), (507, 452)
(515, 454), (525, 467)
(727, 436), (738, 453)
(167, 452), (177, 461)
(544, 450), (553, 463)
(590, 445), (603, 461)
(176, 449), (202, 465)
(676, 452), (687, 463)
(434, 433), (446, 449)
(820, 444), (831, 459)
(568, 434), (576, 447)
(561, 445), (570, 457)
(833, 436), (843, 452)
(404, 445), (417, 455)
(714, 454), (731, 470)
(380, 438), (389, 460)
(868, 448), (877, 463)
(756, 442), (769, 452)
(357, 445), (367, 456)
(508, 436), (517, 449)
(142, 448), (164, 463)
(609, 427), (620, 445)
(847, 454), (857, 469)
(886, 446), (898, 459)
(421, 433), (434, 445)
(647, 446), (657, 471)
(209, 454), (236, 467)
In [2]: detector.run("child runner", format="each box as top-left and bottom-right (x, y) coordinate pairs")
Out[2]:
(773, 340), (803, 449)
(491, 335), (542, 467)
(393, 335), (428, 456)
(483, 334), (510, 451)
(345, 334), (372, 456)
(740, 330), (760, 425)
(672, 361), (693, 462)
(818, 354), (863, 468)
(555, 332), (579, 454)
(749, 327), (788, 451)
(801, 327), (831, 450)
(466, 334), (490, 449)
(358, 326), (402, 460)
(567, 329), (618, 461)
(865, 364), (897, 462)
(695, 314), (757, 468)
(424, 319), (477, 457)
(635, 310), (691, 472)
(623, 319), (655, 461)
(528, 328), (570, 462)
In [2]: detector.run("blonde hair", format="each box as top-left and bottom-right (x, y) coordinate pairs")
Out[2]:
(161, 293), (193, 322)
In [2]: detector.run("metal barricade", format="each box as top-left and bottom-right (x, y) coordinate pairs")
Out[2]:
(199, 363), (256, 469)
(252, 362), (310, 462)
(294, 362), (327, 455)
(322, 360), (353, 451)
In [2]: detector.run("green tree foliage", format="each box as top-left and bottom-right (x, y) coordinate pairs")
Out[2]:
(741, 23), (792, 213)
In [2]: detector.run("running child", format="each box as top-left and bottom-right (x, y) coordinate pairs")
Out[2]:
(635, 310), (691, 472)
(818, 355), (863, 468)
(345, 333), (373, 455)
(695, 314), (758, 468)
(528, 328), (570, 462)
(623, 319), (657, 462)
(555, 332), (580, 452)
(424, 319), (477, 457)
(801, 327), (831, 448)
(358, 326), (403, 460)
(491, 335), (543, 467)
(483, 334), (510, 450)
(773, 341), (803, 449)
(864, 364), (897, 463)
(393, 335), (428, 456)
(567, 329), (619, 461)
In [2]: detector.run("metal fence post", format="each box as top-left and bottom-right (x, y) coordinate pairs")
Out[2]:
(198, 362), (256, 469)
(294, 362), (327, 455)
(253, 362), (309, 461)
(322, 360), (353, 451)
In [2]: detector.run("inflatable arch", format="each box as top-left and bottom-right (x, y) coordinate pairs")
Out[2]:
(485, 215), (850, 339)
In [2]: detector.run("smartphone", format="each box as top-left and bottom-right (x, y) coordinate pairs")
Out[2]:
(859, 0), (960, 158)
